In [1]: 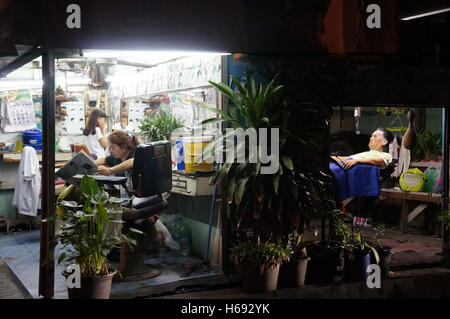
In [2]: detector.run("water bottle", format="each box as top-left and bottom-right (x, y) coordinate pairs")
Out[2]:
(176, 140), (185, 171)
(170, 214), (191, 257)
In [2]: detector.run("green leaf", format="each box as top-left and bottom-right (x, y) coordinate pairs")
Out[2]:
(59, 201), (82, 208)
(282, 156), (294, 170)
(234, 177), (250, 206)
(57, 253), (67, 264)
(201, 118), (225, 125)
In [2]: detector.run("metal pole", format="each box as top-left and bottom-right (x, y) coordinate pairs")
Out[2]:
(39, 49), (55, 299)
(443, 106), (449, 252)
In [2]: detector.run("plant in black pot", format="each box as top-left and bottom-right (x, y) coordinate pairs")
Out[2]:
(343, 226), (379, 283)
(304, 207), (345, 285)
(56, 175), (143, 299)
(230, 241), (292, 292)
(371, 224), (392, 279)
(278, 230), (309, 287)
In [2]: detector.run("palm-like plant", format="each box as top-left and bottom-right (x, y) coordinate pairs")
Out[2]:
(200, 73), (303, 245)
(56, 175), (143, 276)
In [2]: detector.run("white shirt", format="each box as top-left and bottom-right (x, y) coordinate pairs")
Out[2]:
(84, 127), (105, 159)
(12, 146), (41, 216)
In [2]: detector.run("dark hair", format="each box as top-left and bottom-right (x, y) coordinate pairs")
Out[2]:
(83, 108), (107, 136)
(107, 130), (140, 151)
(376, 127), (394, 152)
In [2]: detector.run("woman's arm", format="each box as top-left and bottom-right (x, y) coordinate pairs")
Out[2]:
(98, 158), (134, 176)
(95, 157), (107, 165)
(98, 125), (108, 148)
(342, 158), (386, 169)
(98, 136), (108, 148)
(331, 155), (350, 162)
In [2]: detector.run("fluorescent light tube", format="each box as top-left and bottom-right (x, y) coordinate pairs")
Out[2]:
(401, 8), (450, 21)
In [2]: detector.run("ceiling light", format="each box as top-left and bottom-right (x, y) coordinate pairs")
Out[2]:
(82, 50), (229, 65)
(401, 8), (450, 21)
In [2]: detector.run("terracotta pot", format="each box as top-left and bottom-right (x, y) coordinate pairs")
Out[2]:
(64, 269), (117, 299)
(242, 264), (280, 293)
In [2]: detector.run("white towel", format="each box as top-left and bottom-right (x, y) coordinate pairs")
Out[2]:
(12, 146), (41, 216)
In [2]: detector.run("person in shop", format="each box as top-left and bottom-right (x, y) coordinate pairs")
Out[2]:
(330, 127), (394, 227)
(331, 127), (394, 169)
(83, 108), (108, 160)
(94, 130), (140, 178)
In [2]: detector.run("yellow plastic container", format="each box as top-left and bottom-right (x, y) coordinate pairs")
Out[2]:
(15, 139), (23, 152)
(183, 136), (214, 173)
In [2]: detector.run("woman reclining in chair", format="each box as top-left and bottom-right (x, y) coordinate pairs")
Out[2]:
(330, 128), (394, 227)
(331, 127), (394, 170)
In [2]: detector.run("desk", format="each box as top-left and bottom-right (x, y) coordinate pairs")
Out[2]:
(380, 188), (442, 233)
(0, 151), (72, 163)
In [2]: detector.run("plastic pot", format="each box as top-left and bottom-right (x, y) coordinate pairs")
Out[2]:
(344, 251), (371, 282)
(64, 269), (117, 299)
(242, 264), (280, 293)
(305, 242), (341, 284)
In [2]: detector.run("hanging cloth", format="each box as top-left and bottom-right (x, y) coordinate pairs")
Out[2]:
(12, 146), (42, 216)
(392, 143), (411, 178)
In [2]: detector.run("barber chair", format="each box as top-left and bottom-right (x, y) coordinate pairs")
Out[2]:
(117, 141), (172, 281)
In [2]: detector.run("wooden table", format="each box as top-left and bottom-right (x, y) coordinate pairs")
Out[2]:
(381, 188), (442, 233)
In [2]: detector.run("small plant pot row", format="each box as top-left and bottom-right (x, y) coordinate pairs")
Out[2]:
(236, 242), (393, 293)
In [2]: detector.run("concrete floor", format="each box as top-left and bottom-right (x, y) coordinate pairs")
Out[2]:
(359, 225), (443, 269)
(0, 229), (220, 299)
(0, 223), (446, 299)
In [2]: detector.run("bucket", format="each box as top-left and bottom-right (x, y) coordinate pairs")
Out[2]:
(183, 136), (214, 173)
(22, 129), (42, 151)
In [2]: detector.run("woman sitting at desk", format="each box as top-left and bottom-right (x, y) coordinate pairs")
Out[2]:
(94, 130), (140, 177)
(331, 127), (394, 170)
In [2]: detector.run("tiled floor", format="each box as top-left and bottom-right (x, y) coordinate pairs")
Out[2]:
(0, 230), (219, 299)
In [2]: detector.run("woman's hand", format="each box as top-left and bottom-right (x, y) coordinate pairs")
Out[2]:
(343, 159), (358, 169)
(97, 165), (114, 176)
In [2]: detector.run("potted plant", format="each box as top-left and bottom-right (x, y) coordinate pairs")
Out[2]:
(230, 241), (292, 292)
(304, 210), (346, 285)
(202, 72), (334, 291)
(370, 224), (392, 279)
(277, 230), (309, 287)
(56, 175), (143, 299)
(416, 129), (442, 161)
(139, 110), (184, 142)
(343, 226), (379, 283)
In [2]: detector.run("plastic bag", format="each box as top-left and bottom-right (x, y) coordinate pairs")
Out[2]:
(399, 168), (427, 192)
(154, 219), (180, 250)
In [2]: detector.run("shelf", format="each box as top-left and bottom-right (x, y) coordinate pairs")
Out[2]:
(56, 97), (75, 102)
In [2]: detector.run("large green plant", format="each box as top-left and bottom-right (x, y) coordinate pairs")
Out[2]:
(56, 175), (143, 276)
(416, 129), (442, 160)
(202, 72), (337, 251)
(201, 73), (296, 243)
(139, 111), (184, 142)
